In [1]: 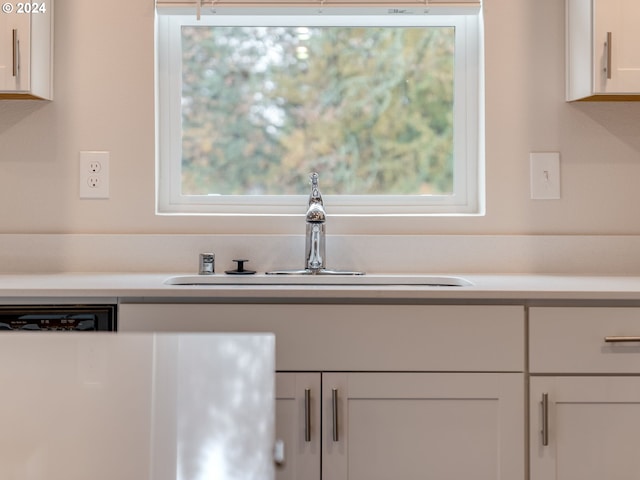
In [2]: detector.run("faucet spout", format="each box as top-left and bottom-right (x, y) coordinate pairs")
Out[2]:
(306, 223), (325, 270)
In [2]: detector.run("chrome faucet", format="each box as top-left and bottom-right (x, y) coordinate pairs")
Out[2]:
(305, 172), (326, 272)
(265, 172), (364, 276)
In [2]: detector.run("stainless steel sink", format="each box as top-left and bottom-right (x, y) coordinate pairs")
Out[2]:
(164, 274), (473, 287)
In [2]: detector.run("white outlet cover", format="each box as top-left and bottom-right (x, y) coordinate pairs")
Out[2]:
(80, 151), (110, 199)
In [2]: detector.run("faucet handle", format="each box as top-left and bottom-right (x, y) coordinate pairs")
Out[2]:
(309, 172), (322, 204)
(306, 172), (326, 222)
(309, 172), (319, 188)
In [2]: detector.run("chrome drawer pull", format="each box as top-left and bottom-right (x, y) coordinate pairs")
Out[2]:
(606, 32), (612, 80)
(332, 388), (339, 442)
(604, 336), (640, 343)
(304, 388), (311, 442)
(12, 29), (18, 77)
(541, 393), (549, 446)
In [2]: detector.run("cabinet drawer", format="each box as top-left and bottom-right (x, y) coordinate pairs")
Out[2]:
(120, 304), (525, 372)
(530, 307), (640, 373)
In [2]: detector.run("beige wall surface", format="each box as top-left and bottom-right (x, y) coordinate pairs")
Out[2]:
(0, 0), (639, 236)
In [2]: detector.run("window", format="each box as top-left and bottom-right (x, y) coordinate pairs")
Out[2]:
(156, 6), (483, 216)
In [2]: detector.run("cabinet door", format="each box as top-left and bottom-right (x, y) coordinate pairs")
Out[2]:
(595, 0), (640, 93)
(0, 13), (30, 92)
(323, 372), (524, 480)
(275, 373), (321, 480)
(530, 377), (640, 480)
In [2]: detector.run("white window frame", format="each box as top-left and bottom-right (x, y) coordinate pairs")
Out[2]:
(155, 8), (484, 216)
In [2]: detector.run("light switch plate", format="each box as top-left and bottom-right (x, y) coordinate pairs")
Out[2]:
(79, 151), (109, 199)
(530, 152), (560, 200)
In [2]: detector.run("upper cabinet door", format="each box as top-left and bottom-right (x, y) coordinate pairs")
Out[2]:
(0, 1), (52, 100)
(566, 0), (640, 101)
(594, 0), (640, 94)
(0, 12), (30, 93)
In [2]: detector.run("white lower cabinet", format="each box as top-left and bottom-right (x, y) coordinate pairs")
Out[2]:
(530, 377), (640, 480)
(278, 371), (523, 480)
(119, 303), (526, 480)
(530, 307), (640, 480)
(275, 373), (321, 480)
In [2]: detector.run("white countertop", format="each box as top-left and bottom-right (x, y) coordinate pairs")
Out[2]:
(1, 273), (640, 302)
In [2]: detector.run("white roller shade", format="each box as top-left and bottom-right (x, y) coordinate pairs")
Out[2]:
(156, 0), (480, 13)
(157, 0), (479, 4)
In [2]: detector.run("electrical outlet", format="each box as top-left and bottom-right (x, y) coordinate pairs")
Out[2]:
(87, 176), (101, 188)
(80, 151), (109, 199)
(88, 162), (101, 174)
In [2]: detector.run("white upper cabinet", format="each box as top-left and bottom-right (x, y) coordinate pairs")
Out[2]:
(566, 0), (640, 101)
(0, 1), (53, 100)
(0, 12), (29, 92)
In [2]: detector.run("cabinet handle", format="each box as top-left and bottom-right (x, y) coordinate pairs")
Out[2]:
(304, 388), (311, 442)
(604, 336), (640, 343)
(12, 29), (18, 77)
(332, 388), (339, 442)
(606, 31), (612, 80)
(541, 393), (549, 446)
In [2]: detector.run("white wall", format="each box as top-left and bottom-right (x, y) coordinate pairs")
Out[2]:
(1, 0), (640, 237)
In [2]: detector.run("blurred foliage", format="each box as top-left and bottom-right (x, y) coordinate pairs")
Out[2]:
(181, 25), (454, 195)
